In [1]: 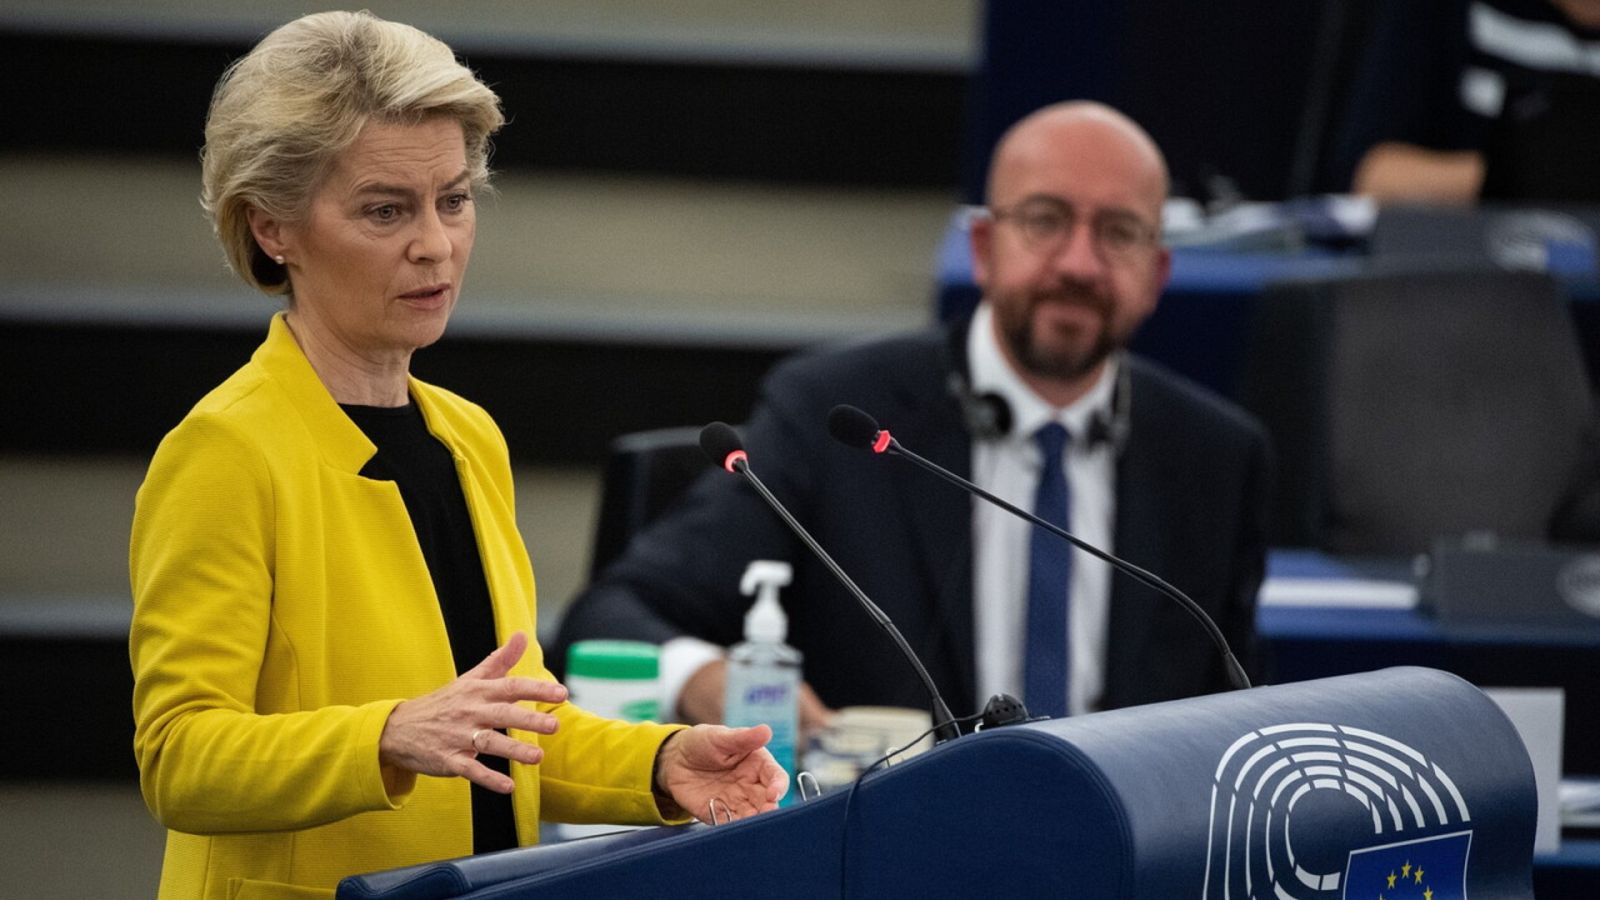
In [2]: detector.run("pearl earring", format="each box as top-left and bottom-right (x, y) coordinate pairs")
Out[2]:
(273, 255), (286, 265)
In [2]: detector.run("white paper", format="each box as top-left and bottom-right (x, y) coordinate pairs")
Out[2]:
(1258, 577), (1418, 609)
(1561, 777), (1600, 828)
(1483, 687), (1565, 854)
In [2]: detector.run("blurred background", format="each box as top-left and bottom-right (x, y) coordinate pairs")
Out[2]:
(4, 1), (1597, 896)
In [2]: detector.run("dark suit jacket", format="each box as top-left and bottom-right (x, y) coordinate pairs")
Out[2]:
(557, 319), (1271, 719)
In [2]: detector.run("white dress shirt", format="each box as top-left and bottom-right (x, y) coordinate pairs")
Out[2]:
(968, 303), (1118, 716)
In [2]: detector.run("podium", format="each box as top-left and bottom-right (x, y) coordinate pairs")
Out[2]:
(340, 668), (1535, 898)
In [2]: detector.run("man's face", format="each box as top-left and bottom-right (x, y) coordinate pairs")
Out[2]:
(971, 114), (1171, 390)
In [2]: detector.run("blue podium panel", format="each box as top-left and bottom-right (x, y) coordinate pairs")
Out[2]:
(340, 803), (846, 900)
(847, 667), (1532, 898)
(340, 668), (1535, 900)
(842, 729), (1130, 896)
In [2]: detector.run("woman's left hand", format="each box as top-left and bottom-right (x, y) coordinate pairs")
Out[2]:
(652, 724), (788, 823)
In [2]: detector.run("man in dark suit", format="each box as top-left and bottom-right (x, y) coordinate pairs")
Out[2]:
(557, 101), (1270, 729)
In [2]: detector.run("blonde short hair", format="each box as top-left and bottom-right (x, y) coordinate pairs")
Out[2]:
(200, 11), (505, 294)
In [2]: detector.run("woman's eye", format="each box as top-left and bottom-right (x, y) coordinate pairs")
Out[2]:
(369, 204), (400, 222)
(443, 192), (472, 212)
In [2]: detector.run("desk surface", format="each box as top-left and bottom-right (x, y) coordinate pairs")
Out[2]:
(936, 206), (1600, 400)
(1259, 549), (1600, 649)
(1258, 550), (1600, 777)
(938, 204), (1600, 298)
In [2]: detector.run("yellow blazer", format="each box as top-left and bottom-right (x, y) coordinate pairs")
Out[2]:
(130, 313), (684, 900)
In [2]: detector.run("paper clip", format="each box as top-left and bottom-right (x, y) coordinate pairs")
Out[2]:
(706, 796), (732, 826)
(796, 770), (822, 803)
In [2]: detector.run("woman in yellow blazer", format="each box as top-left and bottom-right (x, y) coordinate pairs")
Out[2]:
(129, 13), (784, 900)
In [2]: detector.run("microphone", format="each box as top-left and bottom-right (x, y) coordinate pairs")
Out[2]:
(826, 404), (1252, 693)
(697, 422), (964, 743)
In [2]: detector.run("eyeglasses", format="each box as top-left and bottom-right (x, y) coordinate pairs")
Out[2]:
(988, 197), (1159, 263)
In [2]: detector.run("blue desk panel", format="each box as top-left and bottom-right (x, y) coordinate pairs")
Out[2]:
(1537, 838), (1600, 898)
(935, 210), (1600, 397)
(1257, 552), (1600, 776)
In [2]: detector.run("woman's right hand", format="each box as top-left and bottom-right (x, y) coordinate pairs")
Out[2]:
(378, 631), (566, 793)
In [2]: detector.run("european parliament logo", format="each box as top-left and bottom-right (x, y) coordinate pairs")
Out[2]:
(1201, 723), (1473, 899)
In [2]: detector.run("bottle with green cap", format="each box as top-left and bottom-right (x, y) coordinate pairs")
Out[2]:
(559, 640), (662, 839)
(564, 639), (660, 723)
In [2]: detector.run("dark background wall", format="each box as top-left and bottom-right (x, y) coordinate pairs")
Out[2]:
(962, 0), (1381, 204)
(3, 3), (1389, 466)
(2, 29), (966, 188)
(8, 2), (1382, 202)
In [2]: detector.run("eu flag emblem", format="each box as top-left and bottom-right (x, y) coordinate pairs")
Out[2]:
(1343, 831), (1470, 899)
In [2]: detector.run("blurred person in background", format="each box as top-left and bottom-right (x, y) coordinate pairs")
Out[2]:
(558, 102), (1270, 736)
(129, 12), (784, 899)
(1338, 0), (1600, 204)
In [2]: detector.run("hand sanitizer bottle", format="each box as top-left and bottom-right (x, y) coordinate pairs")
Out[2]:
(724, 559), (801, 805)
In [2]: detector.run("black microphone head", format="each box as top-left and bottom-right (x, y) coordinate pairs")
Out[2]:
(827, 404), (882, 450)
(698, 422), (745, 472)
(980, 692), (1031, 728)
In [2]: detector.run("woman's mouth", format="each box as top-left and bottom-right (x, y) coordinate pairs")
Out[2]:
(399, 283), (451, 305)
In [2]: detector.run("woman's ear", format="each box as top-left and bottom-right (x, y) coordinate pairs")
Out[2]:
(246, 205), (288, 262)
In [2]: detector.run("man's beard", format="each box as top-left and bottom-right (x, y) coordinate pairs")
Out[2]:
(997, 287), (1121, 382)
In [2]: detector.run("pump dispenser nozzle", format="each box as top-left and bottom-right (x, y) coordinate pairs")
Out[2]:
(740, 560), (793, 643)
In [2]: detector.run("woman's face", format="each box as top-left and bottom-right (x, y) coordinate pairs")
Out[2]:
(274, 117), (476, 363)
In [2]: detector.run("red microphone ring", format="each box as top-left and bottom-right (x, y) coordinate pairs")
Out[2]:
(723, 449), (749, 473)
(873, 430), (892, 454)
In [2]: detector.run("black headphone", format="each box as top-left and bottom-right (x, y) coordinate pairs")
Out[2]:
(944, 319), (1131, 453)
(946, 369), (1014, 440)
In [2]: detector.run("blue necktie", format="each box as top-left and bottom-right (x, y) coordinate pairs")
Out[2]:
(1025, 422), (1071, 718)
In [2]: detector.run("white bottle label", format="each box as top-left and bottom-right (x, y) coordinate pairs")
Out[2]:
(725, 665), (799, 784)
